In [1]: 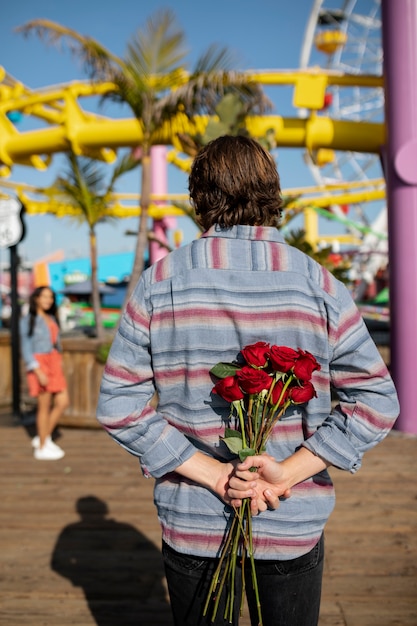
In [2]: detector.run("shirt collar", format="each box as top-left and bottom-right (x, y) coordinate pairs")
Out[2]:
(201, 224), (286, 244)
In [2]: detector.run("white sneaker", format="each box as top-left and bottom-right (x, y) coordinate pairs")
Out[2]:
(34, 443), (65, 461)
(32, 436), (63, 454)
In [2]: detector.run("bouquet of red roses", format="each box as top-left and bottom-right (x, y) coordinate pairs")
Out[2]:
(203, 342), (320, 625)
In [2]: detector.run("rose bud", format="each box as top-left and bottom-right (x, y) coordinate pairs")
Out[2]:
(241, 341), (270, 368)
(213, 376), (244, 402)
(269, 345), (299, 373)
(269, 379), (289, 407)
(288, 381), (317, 404)
(293, 350), (321, 381)
(236, 366), (273, 394)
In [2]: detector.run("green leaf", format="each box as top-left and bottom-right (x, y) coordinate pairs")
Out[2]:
(210, 362), (241, 379)
(238, 448), (256, 462)
(221, 431), (244, 454)
(224, 427), (241, 439)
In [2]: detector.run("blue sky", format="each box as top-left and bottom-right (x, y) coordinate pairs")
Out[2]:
(1, 0), (383, 263)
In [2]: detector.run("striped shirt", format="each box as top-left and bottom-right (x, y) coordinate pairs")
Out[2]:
(97, 225), (399, 560)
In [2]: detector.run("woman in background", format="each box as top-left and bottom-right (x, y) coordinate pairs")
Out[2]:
(20, 286), (69, 460)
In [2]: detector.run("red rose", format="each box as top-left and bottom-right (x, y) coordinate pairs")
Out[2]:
(213, 376), (244, 402)
(236, 366), (273, 395)
(241, 341), (270, 368)
(288, 381), (317, 404)
(269, 379), (289, 407)
(269, 345), (299, 373)
(293, 350), (321, 382)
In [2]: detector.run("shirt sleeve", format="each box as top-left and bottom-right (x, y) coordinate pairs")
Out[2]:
(19, 316), (39, 371)
(96, 277), (197, 478)
(302, 282), (400, 473)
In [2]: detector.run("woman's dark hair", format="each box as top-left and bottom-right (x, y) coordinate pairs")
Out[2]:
(28, 286), (59, 337)
(188, 135), (283, 230)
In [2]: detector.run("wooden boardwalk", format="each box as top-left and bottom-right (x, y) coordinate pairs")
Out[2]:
(1, 415), (416, 626)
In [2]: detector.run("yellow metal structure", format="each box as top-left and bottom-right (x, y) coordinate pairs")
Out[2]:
(0, 67), (386, 247)
(0, 67), (384, 175)
(284, 178), (386, 246)
(0, 177), (386, 248)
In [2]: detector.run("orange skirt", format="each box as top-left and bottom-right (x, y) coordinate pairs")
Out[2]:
(27, 350), (67, 397)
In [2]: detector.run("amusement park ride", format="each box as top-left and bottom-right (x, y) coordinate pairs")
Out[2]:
(0, 0), (387, 288)
(3, 0), (417, 435)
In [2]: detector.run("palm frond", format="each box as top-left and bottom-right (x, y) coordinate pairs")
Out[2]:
(97, 7), (188, 118)
(111, 9), (188, 112)
(64, 153), (104, 193)
(109, 153), (141, 187)
(51, 153), (136, 227)
(160, 71), (273, 119)
(131, 9), (187, 76)
(193, 44), (238, 74)
(16, 19), (125, 80)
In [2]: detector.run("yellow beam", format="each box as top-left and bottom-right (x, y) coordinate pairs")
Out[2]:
(0, 70), (385, 169)
(286, 187), (386, 209)
(284, 178), (385, 196)
(0, 114), (385, 168)
(6, 179), (385, 226)
(21, 197), (187, 219)
(317, 234), (363, 245)
(246, 69), (383, 89)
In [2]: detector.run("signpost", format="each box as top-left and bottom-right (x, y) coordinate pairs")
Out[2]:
(0, 197), (25, 418)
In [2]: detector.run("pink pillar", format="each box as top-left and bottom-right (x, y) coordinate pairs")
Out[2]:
(382, 0), (417, 433)
(150, 145), (177, 264)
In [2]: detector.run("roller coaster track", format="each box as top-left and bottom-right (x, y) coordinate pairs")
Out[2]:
(0, 67), (387, 246)
(0, 67), (384, 174)
(0, 175), (386, 247)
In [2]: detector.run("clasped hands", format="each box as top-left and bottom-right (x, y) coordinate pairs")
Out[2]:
(226, 453), (292, 515)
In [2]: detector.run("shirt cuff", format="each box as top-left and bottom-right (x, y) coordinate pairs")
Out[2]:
(302, 426), (363, 473)
(139, 430), (198, 478)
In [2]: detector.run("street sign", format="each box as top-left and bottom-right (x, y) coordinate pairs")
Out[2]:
(0, 197), (24, 248)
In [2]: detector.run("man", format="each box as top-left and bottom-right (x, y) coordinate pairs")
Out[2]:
(97, 135), (399, 626)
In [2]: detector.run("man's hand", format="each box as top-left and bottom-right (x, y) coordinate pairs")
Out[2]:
(174, 452), (257, 506)
(227, 448), (330, 515)
(227, 454), (291, 514)
(175, 447), (329, 515)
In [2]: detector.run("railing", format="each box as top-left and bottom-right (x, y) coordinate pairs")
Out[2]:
(60, 336), (106, 428)
(0, 331), (12, 412)
(0, 330), (107, 428)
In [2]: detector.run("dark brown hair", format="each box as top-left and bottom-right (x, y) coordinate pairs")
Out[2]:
(28, 286), (59, 336)
(188, 135), (283, 230)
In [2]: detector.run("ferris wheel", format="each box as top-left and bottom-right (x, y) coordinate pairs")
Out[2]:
(299, 0), (386, 291)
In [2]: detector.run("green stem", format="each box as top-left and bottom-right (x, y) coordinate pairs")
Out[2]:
(259, 400), (291, 452)
(236, 401), (247, 449)
(240, 549), (246, 616)
(256, 376), (294, 451)
(203, 515), (238, 619)
(247, 396), (254, 443)
(246, 504), (263, 626)
(224, 511), (242, 622)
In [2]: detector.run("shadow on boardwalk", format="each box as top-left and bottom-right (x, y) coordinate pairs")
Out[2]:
(51, 496), (169, 626)
(1, 418), (417, 626)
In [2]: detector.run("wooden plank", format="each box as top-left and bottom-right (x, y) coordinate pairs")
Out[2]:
(0, 422), (416, 626)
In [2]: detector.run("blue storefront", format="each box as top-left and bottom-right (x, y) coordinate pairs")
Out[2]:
(48, 252), (136, 307)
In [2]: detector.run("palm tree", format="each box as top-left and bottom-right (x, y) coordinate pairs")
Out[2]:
(49, 152), (139, 340)
(17, 10), (271, 302)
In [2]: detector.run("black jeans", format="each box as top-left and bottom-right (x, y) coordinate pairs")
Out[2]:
(162, 534), (324, 626)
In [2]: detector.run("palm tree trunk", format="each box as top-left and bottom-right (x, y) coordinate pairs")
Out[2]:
(90, 229), (104, 340)
(124, 150), (152, 305)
